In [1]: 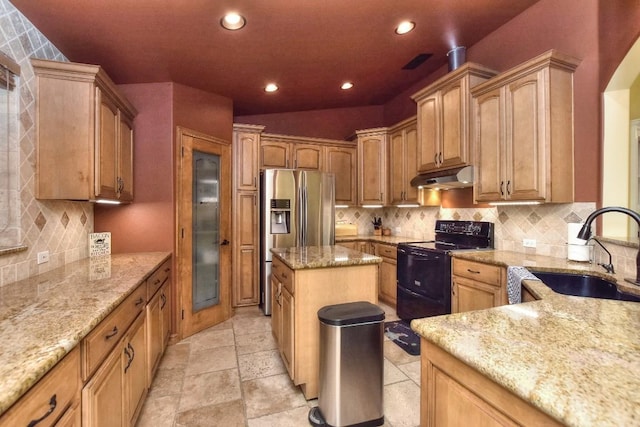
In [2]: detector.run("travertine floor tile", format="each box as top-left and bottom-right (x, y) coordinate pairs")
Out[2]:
(158, 341), (191, 370)
(189, 327), (235, 352)
(242, 373), (307, 419)
(238, 349), (285, 381)
(235, 329), (277, 355)
(384, 357), (409, 385)
(137, 394), (179, 427)
(176, 399), (245, 427)
(179, 368), (241, 413)
(384, 339), (420, 365)
(397, 360), (421, 385)
(247, 405), (310, 427)
(383, 380), (421, 427)
(148, 367), (185, 397)
(185, 345), (237, 376)
(232, 315), (272, 336)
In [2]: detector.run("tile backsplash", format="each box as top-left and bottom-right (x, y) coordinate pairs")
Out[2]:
(337, 201), (640, 279)
(0, 0), (92, 286)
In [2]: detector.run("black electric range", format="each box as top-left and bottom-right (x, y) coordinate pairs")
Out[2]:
(396, 220), (494, 320)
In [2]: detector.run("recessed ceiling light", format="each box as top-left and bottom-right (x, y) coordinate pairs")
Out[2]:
(341, 82), (354, 90)
(221, 12), (246, 30)
(395, 21), (415, 35)
(264, 83), (279, 93)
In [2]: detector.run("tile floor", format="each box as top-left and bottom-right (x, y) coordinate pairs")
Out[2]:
(137, 303), (421, 427)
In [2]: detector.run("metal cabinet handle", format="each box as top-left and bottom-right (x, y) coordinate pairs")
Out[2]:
(506, 180), (511, 195)
(105, 326), (118, 339)
(467, 269), (481, 274)
(221, 239), (230, 246)
(160, 293), (167, 309)
(124, 346), (133, 373)
(434, 153), (438, 164)
(254, 176), (257, 187)
(27, 394), (57, 427)
(500, 181), (504, 196)
(135, 297), (144, 306)
(439, 152), (443, 164)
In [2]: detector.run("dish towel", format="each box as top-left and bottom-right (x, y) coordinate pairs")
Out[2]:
(506, 266), (540, 304)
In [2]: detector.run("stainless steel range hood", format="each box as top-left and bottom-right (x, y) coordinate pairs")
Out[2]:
(410, 165), (474, 189)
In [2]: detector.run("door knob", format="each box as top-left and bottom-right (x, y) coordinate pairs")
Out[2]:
(220, 239), (230, 246)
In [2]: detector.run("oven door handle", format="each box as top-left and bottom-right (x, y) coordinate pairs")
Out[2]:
(398, 285), (444, 303)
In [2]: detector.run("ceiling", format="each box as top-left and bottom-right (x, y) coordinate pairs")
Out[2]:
(10, 0), (540, 116)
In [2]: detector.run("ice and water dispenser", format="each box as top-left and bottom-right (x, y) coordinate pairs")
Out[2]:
(270, 199), (290, 234)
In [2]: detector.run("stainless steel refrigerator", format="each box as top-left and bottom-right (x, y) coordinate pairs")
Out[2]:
(260, 169), (335, 315)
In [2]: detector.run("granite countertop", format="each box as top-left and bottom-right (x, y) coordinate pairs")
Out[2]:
(270, 245), (382, 270)
(335, 234), (416, 246)
(412, 249), (640, 427)
(0, 252), (171, 416)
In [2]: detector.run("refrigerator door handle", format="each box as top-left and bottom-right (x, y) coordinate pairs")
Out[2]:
(302, 187), (308, 246)
(297, 186), (304, 246)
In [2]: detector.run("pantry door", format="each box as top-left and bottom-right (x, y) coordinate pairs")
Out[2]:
(177, 127), (232, 339)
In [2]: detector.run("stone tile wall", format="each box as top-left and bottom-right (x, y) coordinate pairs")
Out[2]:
(337, 201), (640, 279)
(0, 0), (92, 286)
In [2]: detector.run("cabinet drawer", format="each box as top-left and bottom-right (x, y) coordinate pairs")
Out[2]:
(272, 257), (294, 295)
(375, 243), (397, 260)
(82, 284), (146, 380)
(146, 258), (171, 300)
(0, 347), (81, 427)
(453, 258), (502, 286)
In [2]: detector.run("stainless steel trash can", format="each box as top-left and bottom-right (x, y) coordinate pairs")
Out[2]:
(309, 301), (385, 427)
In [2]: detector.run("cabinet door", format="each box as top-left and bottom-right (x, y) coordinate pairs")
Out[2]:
(281, 288), (295, 379)
(505, 72), (545, 201)
(452, 276), (501, 313)
(358, 134), (386, 205)
(404, 123), (419, 203)
(474, 88), (505, 202)
(233, 191), (259, 306)
(96, 90), (119, 200)
(161, 281), (172, 348)
(389, 129), (405, 205)
(417, 94), (440, 172)
(82, 342), (124, 427)
(118, 112), (134, 201)
(325, 146), (357, 206)
(235, 131), (260, 190)
(261, 141), (290, 168)
(56, 404), (82, 427)
(146, 291), (163, 386)
(271, 278), (282, 344)
(293, 144), (323, 170)
(124, 314), (147, 427)
(440, 80), (467, 169)
(357, 241), (372, 254)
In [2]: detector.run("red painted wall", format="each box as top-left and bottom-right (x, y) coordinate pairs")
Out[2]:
(235, 105), (385, 140)
(94, 82), (234, 253)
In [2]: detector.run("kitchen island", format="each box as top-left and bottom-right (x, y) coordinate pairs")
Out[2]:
(412, 250), (640, 427)
(270, 245), (382, 399)
(0, 252), (171, 423)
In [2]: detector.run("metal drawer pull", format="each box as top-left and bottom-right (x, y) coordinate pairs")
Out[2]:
(105, 326), (118, 339)
(124, 346), (133, 373)
(467, 269), (481, 274)
(27, 394), (57, 427)
(160, 293), (167, 309)
(135, 297), (145, 306)
(154, 278), (161, 285)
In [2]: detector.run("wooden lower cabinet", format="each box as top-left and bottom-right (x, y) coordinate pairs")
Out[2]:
(83, 312), (147, 427)
(147, 280), (172, 384)
(0, 347), (81, 427)
(421, 340), (562, 426)
(375, 243), (397, 307)
(270, 256), (378, 399)
(56, 403), (82, 426)
(451, 258), (506, 313)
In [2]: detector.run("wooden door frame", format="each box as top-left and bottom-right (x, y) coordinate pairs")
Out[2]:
(175, 126), (233, 340)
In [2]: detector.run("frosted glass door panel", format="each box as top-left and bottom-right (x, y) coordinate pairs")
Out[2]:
(192, 151), (220, 312)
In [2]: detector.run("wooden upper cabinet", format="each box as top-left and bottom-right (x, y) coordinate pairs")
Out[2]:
(261, 140), (291, 169)
(357, 128), (387, 205)
(388, 117), (419, 206)
(233, 124), (264, 191)
(472, 50), (579, 203)
(412, 63), (496, 174)
(325, 146), (357, 206)
(32, 59), (137, 202)
(292, 144), (323, 170)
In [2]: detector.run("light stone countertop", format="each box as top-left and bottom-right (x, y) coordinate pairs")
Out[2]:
(270, 245), (382, 270)
(0, 252), (171, 416)
(412, 249), (640, 427)
(335, 234), (417, 246)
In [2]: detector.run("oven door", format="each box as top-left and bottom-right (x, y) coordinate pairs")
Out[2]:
(397, 245), (450, 300)
(397, 286), (449, 320)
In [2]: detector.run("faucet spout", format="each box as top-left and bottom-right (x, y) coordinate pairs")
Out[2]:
(578, 206), (640, 285)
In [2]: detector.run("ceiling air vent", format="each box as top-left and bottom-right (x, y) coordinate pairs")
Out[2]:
(402, 53), (432, 70)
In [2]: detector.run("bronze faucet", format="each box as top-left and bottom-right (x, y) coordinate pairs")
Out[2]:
(578, 206), (640, 285)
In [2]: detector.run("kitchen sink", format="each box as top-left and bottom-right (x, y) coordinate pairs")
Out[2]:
(530, 271), (640, 302)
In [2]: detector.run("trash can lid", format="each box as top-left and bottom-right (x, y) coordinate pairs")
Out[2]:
(318, 301), (385, 326)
